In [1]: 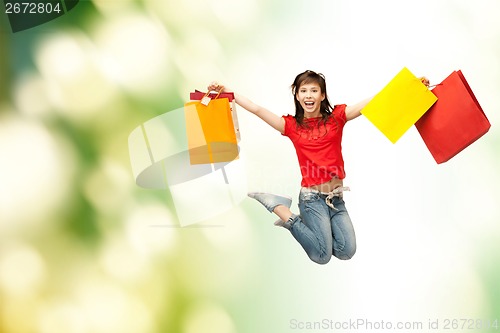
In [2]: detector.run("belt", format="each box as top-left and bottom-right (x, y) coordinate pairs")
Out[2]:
(300, 186), (350, 210)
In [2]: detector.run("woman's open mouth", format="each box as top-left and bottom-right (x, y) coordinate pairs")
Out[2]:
(304, 101), (315, 110)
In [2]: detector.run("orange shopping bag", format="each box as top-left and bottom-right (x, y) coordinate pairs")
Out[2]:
(190, 90), (241, 141)
(415, 70), (491, 164)
(184, 91), (239, 164)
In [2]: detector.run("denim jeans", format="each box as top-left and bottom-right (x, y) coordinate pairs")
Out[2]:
(287, 189), (356, 264)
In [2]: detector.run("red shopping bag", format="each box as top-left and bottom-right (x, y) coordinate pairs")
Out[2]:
(415, 70), (491, 164)
(190, 90), (235, 101)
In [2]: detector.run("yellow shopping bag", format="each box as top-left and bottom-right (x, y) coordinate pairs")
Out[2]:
(361, 67), (438, 143)
(184, 91), (239, 164)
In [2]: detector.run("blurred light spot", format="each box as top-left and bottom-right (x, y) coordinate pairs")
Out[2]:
(92, 0), (135, 15)
(0, 116), (75, 232)
(14, 72), (52, 117)
(93, 13), (171, 97)
(99, 236), (150, 282)
(37, 301), (87, 333)
(125, 203), (178, 256)
(36, 32), (86, 79)
(173, 29), (223, 85)
(143, 0), (209, 26)
(35, 31), (116, 120)
(0, 242), (46, 296)
(209, 0), (258, 29)
(182, 29), (221, 60)
(76, 282), (153, 333)
(1, 296), (39, 333)
(83, 159), (133, 215)
(183, 301), (236, 333)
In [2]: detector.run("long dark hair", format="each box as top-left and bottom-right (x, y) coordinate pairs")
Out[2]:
(291, 70), (334, 128)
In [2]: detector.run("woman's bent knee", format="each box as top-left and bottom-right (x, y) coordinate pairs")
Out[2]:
(336, 245), (356, 260)
(310, 253), (332, 265)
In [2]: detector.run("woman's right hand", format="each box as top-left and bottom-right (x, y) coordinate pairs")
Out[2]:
(207, 81), (230, 93)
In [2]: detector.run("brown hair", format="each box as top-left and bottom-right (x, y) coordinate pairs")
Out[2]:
(291, 70), (336, 129)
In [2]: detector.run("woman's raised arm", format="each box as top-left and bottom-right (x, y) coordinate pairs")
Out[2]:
(208, 82), (285, 134)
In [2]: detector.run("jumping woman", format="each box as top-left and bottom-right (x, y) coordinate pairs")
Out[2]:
(208, 71), (429, 264)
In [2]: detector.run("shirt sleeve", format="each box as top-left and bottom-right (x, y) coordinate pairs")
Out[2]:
(333, 104), (347, 125)
(282, 115), (294, 137)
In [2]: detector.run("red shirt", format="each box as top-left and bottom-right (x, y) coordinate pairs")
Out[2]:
(282, 104), (347, 187)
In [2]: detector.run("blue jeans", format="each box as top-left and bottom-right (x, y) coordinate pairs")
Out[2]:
(287, 189), (356, 264)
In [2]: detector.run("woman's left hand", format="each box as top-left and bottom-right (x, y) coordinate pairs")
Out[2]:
(419, 76), (430, 87)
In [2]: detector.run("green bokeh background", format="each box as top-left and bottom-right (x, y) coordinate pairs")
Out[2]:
(1, 1), (499, 332)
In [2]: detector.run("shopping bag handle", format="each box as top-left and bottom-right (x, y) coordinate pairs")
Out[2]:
(416, 76), (442, 90)
(200, 88), (223, 106)
(204, 88), (223, 99)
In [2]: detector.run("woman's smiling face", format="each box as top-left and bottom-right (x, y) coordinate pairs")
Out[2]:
(296, 82), (325, 118)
